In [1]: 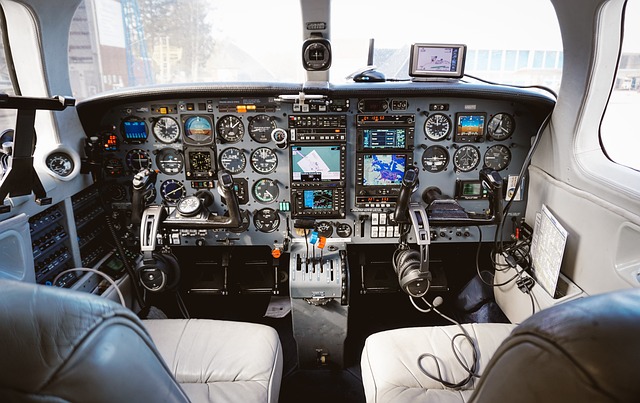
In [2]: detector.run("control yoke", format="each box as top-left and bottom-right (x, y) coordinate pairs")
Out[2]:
(424, 168), (504, 226)
(163, 170), (243, 229)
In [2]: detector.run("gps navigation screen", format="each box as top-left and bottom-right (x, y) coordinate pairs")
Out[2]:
(363, 154), (406, 186)
(291, 145), (342, 182)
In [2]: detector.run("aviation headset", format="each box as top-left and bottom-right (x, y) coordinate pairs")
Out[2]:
(137, 205), (180, 292)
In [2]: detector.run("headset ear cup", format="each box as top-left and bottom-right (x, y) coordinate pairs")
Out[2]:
(395, 248), (430, 297)
(158, 252), (180, 290)
(137, 252), (180, 292)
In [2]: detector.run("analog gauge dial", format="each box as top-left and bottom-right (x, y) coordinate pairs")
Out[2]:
(103, 157), (124, 177)
(45, 152), (74, 177)
(188, 151), (213, 172)
(254, 208), (280, 233)
(336, 223), (352, 238)
(156, 148), (184, 175)
(453, 145), (481, 172)
(421, 145), (450, 173)
(160, 179), (186, 203)
(216, 115), (245, 143)
(250, 147), (278, 174)
(424, 113), (452, 141)
(125, 149), (151, 172)
(252, 178), (279, 204)
(248, 115), (277, 143)
(484, 144), (512, 171)
(183, 116), (214, 145)
(152, 116), (180, 144)
(176, 195), (202, 217)
(315, 221), (333, 238)
(487, 113), (515, 140)
(219, 147), (247, 174)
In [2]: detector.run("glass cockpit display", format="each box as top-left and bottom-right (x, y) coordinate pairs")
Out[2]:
(362, 154), (406, 186)
(291, 145), (343, 182)
(362, 128), (406, 149)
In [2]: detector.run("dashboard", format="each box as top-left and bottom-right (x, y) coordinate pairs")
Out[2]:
(76, 82), (554, 250)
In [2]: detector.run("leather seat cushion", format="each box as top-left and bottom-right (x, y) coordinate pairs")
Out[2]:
(361, 323), (516, 403)
(144, 319), (282, 403)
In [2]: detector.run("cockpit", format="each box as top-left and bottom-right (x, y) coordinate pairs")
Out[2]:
(0, 0), (639, 402)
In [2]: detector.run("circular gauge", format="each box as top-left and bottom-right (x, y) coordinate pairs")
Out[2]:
(248, 115), (277, 143)
(228, 210), (251, 234)
(250, 147), (278, 174)
(421, 146), (450, 173)
(484, 144), (512, 171)
(487, 113), (515, 140)
(156, 148), (184, 175)
(106, 184), (127, 202)
(252, 178), (279, 204)
(125, 149), (151, 172)
(152, 116), (180, 144)
(336, 223), (353, 238)
(453, 145), (481, 172)
(315, 221), (333, 238)
(219, 147), (247, 174)
(254, 208), (280, 233)
(176, 195), (203, 217)
(45, 152), (74, 177)
(217, 115), (245, 143)
(424, 113), (452, 141)
(103, 156), (124, 177)
(160, 179), (186, 203)
(183, 116), (213, 144)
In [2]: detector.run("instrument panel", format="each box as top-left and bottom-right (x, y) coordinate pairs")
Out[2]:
(80, 84), (553, 248)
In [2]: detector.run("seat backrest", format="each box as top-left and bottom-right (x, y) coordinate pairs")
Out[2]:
(0, 279), (190, 402)
(470, 288), (640, 403)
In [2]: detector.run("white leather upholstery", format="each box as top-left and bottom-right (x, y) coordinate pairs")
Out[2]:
(144, 319), (283, 403)
(361, 323), (516, 403)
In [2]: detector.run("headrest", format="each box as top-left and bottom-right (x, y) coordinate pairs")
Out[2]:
(471, 288), (640, 403)
(0, 280), (141, 392)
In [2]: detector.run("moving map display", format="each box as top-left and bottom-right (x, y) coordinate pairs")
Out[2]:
(291, 145), (342, 182)
(362, 154), (406, 186)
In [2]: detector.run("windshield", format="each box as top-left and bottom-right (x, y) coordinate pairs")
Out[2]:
(331, 0), (563, 88)
(68, 0), (562, 100)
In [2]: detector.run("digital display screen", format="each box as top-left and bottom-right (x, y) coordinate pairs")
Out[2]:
(291, 145), (342, 182)
(457, 114), (485, 137)
(362, 154), (406, 186)
(463, 182), (483, 196)
(362, 129), (406, 149)
(409, 43), (466, 78)
(303, 189), (333, 210)
(122, 120), (148, 142)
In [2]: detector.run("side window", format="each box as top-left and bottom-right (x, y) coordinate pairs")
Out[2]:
(0, 16), (17, 136)
(600, 0), (640, 171)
